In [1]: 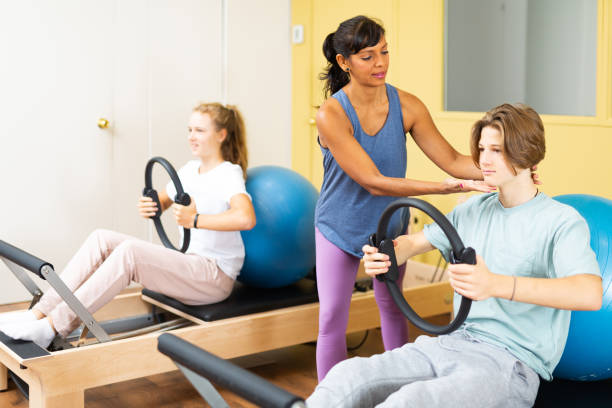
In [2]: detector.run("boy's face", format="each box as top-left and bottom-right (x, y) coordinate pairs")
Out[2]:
(478, 126), (516, 187)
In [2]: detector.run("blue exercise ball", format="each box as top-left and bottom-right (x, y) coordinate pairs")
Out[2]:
(553, 194), (612, 381)
(239, 166), (318, 288)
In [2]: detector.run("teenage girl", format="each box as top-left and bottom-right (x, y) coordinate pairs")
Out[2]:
(0, 103), (255, 348)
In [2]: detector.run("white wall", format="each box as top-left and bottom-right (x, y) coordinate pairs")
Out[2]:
(228, 0), (292, 169)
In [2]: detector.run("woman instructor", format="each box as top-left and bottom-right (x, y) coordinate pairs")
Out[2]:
(314, 15), (493, 380)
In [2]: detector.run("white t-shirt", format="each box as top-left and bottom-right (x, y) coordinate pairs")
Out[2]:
(166, 160), (249, 280)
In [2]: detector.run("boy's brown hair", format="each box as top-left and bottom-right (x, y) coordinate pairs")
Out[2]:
(470, 103), (545, 171)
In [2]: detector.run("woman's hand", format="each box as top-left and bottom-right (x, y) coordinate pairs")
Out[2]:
(172, 200), (197, 228)
(447, 254), (497, 301)
(531, 165), (542, 185)
(444, 178), (496, 194)
(138, 196), (158, 219)
(362, 242), (398, 277)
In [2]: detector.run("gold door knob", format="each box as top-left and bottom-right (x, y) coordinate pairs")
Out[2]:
(308, 118), (316, 125)
(97, 118), (110, 129)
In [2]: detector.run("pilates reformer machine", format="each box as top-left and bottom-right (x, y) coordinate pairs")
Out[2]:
(0, 240), (453, 408)
(0, 159), (458, 407)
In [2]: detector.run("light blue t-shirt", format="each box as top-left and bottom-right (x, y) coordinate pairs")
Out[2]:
(423, 192), (600, 380)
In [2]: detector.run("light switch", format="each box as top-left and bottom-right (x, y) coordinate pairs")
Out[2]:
(292, 25), (304, 44)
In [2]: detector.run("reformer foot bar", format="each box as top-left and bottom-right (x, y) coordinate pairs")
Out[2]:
(0, 240), (113, 351)
(0, 240), (452, 408)
(0, 240), (188, 351)
(158, 333), (306, 408)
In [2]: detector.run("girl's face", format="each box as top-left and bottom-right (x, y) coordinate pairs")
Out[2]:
(345, 36), (389, 86)
(478, 126), (516, 187)
(187, 112), (225, 159)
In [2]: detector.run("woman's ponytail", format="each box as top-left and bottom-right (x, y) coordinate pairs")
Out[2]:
(320, 32), (351, 97)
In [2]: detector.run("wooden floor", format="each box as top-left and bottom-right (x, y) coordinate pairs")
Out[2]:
(0, 316), (448, 407)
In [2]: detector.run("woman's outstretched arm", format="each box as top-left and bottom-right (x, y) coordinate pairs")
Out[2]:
(316, 98), (492, 197)
(400, 91), (482, 180)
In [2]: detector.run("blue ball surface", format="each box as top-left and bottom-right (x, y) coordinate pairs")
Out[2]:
(239, 166), (318, 288)
(553, 194), (612, 381)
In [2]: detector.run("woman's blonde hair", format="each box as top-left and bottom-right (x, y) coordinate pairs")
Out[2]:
(193, 102), (248, 178)
(471, 103), (545, 172)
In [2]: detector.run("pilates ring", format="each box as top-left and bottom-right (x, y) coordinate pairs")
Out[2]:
(369, 198), (474, 335)
(143, 156), (191, 253)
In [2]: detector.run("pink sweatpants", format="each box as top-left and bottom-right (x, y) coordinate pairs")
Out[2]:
(35, 229), (234, 337)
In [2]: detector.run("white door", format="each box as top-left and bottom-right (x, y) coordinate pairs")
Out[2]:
(0, 0), (224, 303)
(0, 1), (115, 302)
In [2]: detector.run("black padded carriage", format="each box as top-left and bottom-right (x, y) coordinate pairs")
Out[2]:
(142, 278), (318, 322)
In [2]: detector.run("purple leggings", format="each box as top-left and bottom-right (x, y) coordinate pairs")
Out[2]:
(315, 228), (408, 381)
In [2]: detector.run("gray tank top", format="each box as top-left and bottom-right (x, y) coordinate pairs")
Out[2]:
(315, 83), (408, 257)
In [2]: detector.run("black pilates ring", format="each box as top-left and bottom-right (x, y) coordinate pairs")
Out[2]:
(143, 156), (191, 253)
(369, 198), (474, 335)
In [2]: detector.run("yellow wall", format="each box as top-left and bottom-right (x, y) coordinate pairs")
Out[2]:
(292, 0), (612, 264)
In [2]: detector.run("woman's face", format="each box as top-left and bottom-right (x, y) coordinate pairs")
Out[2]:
(187, 112), (225, 159)
(346, 36), (389, 86)
(478, 126), (516, 187)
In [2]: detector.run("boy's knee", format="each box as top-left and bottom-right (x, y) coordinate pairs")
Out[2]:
(312, 357), (374, 407)
(327, 356), (366, 380)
